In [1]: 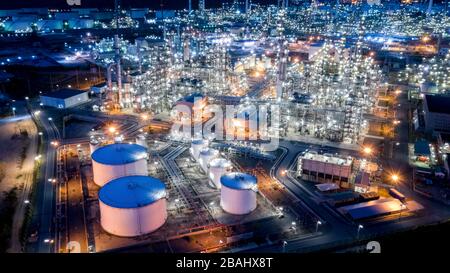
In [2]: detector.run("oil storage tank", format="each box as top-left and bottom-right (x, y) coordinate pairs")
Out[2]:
(220, 172), (257, 215)
(190, 139), (207, 161)
(198, 147), (218, 173)
(136, 134), (148, 148)
(209, 158), (232, 188)
(89, 138), (101, 155)
(92, 143), (148, 186)
(99, 175), (167, 237)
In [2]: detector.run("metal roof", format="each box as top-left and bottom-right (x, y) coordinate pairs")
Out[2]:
(91, 143), (147, 165)
(220, 172), (257, 190)
(210, 158), (231, 168)
(192, 139), (205, 145)
(414, 140), (431, 156)
(99, 175), (166, 208)
(340, 198), (404, 220)
(40, 88), (86, 99)
(199, 147), (217, 156)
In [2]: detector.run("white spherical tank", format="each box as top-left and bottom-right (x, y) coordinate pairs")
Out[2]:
(136, 134), (148, 148)
(190, 139), (206, 161)
(198, 148), (218, 173)
(209, 158), (231, 189)
(91, 143), (148, 187)
(220, 172), (257, 215)
(99, 175), (167, 237)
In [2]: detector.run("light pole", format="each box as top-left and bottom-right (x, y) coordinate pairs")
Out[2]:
(399, 203), (406, 221)
(316, 220), (322, 233)
(282, 240), (288, 253)
(357, 224), (364, 239)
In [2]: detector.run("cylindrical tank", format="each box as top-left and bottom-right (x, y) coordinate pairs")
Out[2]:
(89, 138), (100, 155)
(209, 158), (231, 189)
(190, 139), (206, 161)
(198, 147), (218, 173)
(220, 172), (257, 215)
(99, 175), (167, 237)
(136, 134), (148, 148)
(91, 143), (148, 186)
(114, 135), (123, 143)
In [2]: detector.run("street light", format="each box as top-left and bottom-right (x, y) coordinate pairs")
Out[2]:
(44, 238), (54, 244)
(282, 241), (288, 253)
(357, 224), (364, 239)
(399, 203), (406, 221)
(362, 146), (372, 156)
(316, 220), (322, 232)
(391, 173), (399, 183)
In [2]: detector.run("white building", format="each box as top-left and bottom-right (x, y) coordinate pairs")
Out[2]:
(298, 152), (353, 184)
(39, 89), (89, 109)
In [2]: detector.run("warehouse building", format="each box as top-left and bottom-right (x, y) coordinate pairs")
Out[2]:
(40, 88), (89, 109)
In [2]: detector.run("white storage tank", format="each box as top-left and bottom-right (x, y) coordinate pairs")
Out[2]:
(198, 147), (218, 173)
(114, 135), (124, 143)
(99, 175), (167, 237)
(209, 158), (232, 189)
(136, 134), (148, 148)
(220, 172), (257, 215)
(190, 139), (207, 161)
(89, 138), (100, 155)
(91, 143), (148, 186)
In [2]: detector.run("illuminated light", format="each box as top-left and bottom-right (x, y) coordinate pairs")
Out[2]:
(391, 174), (399, 183)
(363, 147), (372, 155)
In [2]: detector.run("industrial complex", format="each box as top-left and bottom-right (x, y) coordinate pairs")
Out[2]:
(1, 0), (450, 256)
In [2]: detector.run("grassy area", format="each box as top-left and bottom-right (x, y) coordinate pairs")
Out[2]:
(0, 187), (18, 252)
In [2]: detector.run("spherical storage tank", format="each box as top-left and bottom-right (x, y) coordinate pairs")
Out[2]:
(190, 139), (207, 161)
(220, 172), (257, 215)
(198, 147), (218, 173)
(99, 175), (167, 237)
(209, 158), (231, 189)
(92, 143), (148, 186)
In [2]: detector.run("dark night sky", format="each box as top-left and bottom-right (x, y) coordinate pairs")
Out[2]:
(0, 1), (446, 10)
(0, 0), (279, 10)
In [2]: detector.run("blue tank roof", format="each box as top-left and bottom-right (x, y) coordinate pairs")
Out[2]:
(220, 172), (257, 190)
(99, 176), (166, 208)
(192, 139), (205, 145)
(91, 143), (147, 165)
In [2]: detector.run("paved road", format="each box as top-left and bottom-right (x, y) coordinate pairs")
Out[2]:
(32, 107), (59, 253)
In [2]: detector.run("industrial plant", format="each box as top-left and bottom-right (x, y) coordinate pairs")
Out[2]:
(1, 0), (450, 257)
